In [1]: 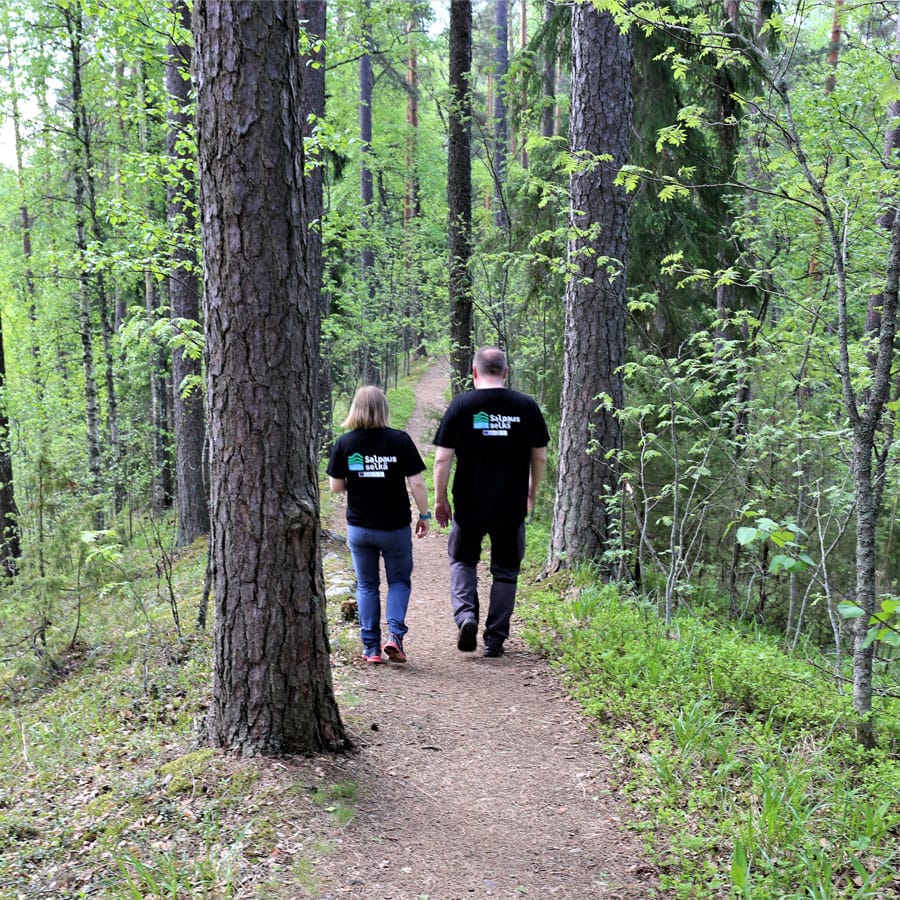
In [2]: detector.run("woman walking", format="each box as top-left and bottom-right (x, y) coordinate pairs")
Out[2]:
(327, 386), (431, 663)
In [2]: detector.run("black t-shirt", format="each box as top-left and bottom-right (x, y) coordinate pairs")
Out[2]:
(434, 387), (550, 527)
(327, 427), (426, 530)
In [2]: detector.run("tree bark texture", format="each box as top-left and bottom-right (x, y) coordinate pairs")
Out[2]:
(448, 0), (474, 396)
(194, 0), (347, 756)
(550, 2), (632, 569)
(167, 0), (209, 546)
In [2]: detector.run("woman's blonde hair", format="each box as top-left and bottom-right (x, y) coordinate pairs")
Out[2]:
(342, 385), (390, 430)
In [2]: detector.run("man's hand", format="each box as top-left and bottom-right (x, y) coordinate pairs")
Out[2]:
(414, 517), (430, 538)
(435, 499), (452, 528)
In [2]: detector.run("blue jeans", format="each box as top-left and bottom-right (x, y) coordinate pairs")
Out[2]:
(346, 524), (413, 652)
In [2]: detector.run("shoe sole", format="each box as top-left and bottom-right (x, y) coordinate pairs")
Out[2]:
(384, 645), (407, 663)
(457, 619), (477, 652)
(364, 655), (385, 664)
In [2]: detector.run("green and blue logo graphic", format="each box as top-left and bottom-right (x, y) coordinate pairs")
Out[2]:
(473, 411), (490, 429)
(348, 452), (365, 471)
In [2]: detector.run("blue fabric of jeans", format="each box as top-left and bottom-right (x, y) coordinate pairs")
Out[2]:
(346, 524), (413, 650)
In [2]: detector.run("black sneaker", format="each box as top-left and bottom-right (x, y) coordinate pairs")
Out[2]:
(457, 618), (477, 652)
(483, 645), (504, 658)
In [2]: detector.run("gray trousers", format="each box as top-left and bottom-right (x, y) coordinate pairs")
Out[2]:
(448, 520), (525, 649)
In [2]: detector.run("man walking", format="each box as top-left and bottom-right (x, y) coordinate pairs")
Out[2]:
(433, 347), (550, 657)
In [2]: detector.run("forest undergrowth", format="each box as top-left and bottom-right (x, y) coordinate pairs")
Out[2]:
(0, 364), (898, 898)
(1, 516), (898, 898)
(518, 559), (900, 898)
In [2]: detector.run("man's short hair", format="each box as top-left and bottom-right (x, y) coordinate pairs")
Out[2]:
(474, 347), (507, 376)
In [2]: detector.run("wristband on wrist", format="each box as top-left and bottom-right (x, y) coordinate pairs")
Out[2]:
(419, 511), (432, 520)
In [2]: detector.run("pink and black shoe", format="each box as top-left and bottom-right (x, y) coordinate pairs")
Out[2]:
(383, 633), (407, 663)
(363, 646), (384, 664)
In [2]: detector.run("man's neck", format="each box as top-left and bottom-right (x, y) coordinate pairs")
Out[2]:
(475, 376), (506, 389)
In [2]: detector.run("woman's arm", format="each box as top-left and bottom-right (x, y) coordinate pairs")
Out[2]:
(407, 472), (430, 537)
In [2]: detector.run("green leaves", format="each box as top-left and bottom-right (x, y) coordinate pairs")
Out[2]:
(838, 598), (900, 649)
(735, 517), (815, 575)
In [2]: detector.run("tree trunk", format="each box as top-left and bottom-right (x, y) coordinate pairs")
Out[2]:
(541, 0), (555, 139)
(849, 189), (900, 749)
(404, 21), (420, 229)
(66, 1), (125, 518)
(299, 0), (330, 449)
(194, 0), (347, 756)
(0, 314), (19, 577)
(492, 0), (509, 231)
(146, 273), (173, 515)
(65, 4), (104, 518)
(865, 12), (900, 376)
(519, 0), (528, 168)
(0, 27), (31, 577)
(167, 0), (210, 546)
(359, 2), (378, 385)
(549, 2), (632, 570)
(404, 16), (424, 361)
(448, 0), (474, 396)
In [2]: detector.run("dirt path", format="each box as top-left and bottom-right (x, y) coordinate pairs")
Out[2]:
(317, 361), (659, 899)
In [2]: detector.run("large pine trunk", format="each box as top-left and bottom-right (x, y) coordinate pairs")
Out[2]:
(448, 0), (474, 396)
(550, 3), (632, 569)
(195, 0), (347, 756)
(167, 0), (208, 545)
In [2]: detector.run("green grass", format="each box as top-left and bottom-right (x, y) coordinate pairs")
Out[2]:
(0, 517), (364, 899)
(519, 579), (900, 898)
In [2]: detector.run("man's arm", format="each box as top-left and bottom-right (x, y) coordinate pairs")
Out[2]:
(433, 446), (455, 527)
(528, 446), (547, 514)
(328, 476), (347, 494)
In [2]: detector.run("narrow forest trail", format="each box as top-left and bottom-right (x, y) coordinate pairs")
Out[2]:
(315, 360), (660, 899)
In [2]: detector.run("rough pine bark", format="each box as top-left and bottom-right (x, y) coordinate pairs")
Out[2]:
(167, 0), (210, 546)
(194, 0), (347, 756)
(549, 2), (632, 569)
(448, 0), (474, 396)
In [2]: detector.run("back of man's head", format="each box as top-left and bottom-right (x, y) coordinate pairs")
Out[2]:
(474, 347), (507, 377)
